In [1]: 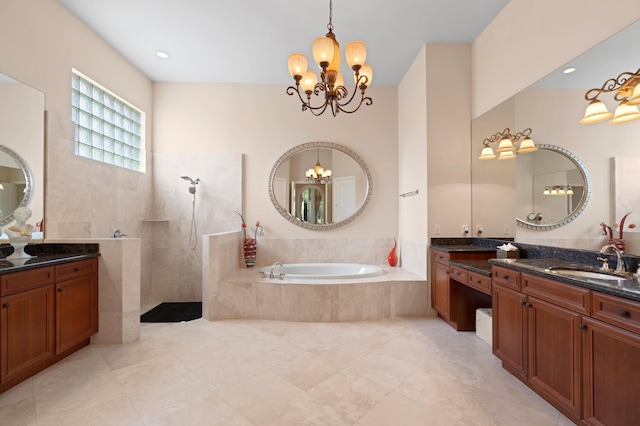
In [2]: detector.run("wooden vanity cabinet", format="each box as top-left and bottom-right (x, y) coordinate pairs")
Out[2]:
(430, 249), (493, 331)
(582, 292), (640, 426)
(492, 270), (587, 422)
(0, 270), (56, 383)
(0, 258), (98, 393)
(55, 258), (99, 354)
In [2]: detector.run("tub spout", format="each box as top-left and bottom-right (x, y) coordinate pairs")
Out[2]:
(270, 262), (283, 279)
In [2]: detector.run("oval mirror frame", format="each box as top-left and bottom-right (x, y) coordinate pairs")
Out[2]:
(516, 144), (591, 231)
(268, 141), (372, 230)
(0, 144), (34, 227)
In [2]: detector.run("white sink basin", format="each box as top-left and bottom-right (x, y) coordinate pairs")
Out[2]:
(552, 269), (626, 281)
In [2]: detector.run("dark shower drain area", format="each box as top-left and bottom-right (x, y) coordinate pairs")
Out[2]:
(140, 302), (202, 323)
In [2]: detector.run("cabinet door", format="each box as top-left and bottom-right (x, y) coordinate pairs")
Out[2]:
(582, 317), (640, 426)
(527, 296), (581, 420)
(1, 285), (55, 382)
(492, 284), (526, 379)
(432, 261), (450, 320)
(56, 273), (98, 354)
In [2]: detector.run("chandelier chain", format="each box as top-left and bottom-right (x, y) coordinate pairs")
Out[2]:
(327, 0), (334, 33)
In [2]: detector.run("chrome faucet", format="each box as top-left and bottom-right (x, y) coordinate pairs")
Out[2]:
(600, 245), (626, 273)
(269, 262), (283, 279)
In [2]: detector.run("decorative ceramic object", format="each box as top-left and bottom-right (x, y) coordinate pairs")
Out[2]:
(4, 207), (35, 260)
(600, 212), (635, 252)
(388, 238), (398, 267)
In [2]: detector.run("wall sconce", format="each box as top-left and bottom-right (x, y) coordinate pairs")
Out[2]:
(478, 128), (536, 160)
(543, 185), (573, 196)
(580, 68), (640, 124)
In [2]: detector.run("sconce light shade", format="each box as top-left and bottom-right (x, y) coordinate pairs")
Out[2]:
(609, 100), (640, 124)
(516, 137), (537, 153)
(478, 146), (497, 160)
(497, 150), (516, 160)
(566, 185), (574, 195)
(628, 84), (640, 106)
(580, 99), (613, 124)
(496, 137), (514, 153)
(543, 187), (550, 195)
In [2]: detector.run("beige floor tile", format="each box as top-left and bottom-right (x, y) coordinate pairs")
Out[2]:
(221, 370), (306, 422)
(0, 317), (579, 426)
(308, 370), (391, 424)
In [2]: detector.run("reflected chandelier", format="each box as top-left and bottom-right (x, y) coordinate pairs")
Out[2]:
(478, 128), (537, 160)
(286, 0), (373, 117)
(580, 68), (640, 124)
(306, 149), (332, 184)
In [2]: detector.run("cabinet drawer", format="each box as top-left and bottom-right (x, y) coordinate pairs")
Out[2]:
(592, 292), (640, 334)
(1, 267), (55, 296)
(449, 265), (468, 283)
(467, 272), (491, 295)
(431, 250), (450, 265)
(492, 266), (521, 290)
(523, 273), (591, 315)
(55, 258), (98, 282)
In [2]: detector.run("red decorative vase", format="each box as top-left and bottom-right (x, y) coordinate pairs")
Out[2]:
(388, 238), (398, 267)
(243, 238), (257, 267)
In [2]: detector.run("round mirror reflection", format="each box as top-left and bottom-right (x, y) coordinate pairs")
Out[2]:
(269, 142), (372, 230)
(516, 144), (590, 230)
(0, 145), (34, 226)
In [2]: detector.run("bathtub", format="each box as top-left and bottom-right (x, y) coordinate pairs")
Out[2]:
(259, 263), (383, 279)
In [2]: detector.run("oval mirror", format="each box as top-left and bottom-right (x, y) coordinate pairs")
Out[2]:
(269, 141), (372, 230)
(516, 144), (591, 230)
(0, 145), (34, 227)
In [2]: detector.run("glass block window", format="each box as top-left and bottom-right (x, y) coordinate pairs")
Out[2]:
(71, 70), (145, 172)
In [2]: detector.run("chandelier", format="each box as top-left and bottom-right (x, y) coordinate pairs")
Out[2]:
(580, 68), (640, 124)
(286, 0), (373, 117)
(306, 149), (332, 184)
(478, 128), (537, 160)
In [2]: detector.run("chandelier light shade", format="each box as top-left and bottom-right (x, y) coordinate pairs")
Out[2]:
(286, 0), (373, 117)
(479, 128), (536, 160)
(580, 68), (640, 124)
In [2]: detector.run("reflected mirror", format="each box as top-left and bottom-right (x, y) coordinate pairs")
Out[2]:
(515, 145), (590, 230)
(0, 72), (45, 232)
(471, 20), (640, 242)
(269, 141), (372, 230)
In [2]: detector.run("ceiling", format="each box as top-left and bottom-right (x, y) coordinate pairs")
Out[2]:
(57, 0), (510, 86)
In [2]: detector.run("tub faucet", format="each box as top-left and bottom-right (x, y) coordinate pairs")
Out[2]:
(270, 262), (283, 279)
(600, 244), (626, 273)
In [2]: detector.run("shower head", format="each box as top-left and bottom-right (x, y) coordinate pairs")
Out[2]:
(181, 176), (199, 185)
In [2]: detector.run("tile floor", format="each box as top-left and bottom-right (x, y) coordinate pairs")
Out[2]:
(0, 317), (574, 425)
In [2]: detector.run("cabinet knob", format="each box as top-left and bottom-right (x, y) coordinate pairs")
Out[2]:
(520, 299), (526, 306)
(58, 288), (63, 292)
(476, 280), (482, 284)
(2, 303), (9, 308)
(578, 324), (586, 330)
(74, 267), (80, 272)
(502, 275), (509, 280)
(526, 303), (532, 308)
(619, 310), (630, 318)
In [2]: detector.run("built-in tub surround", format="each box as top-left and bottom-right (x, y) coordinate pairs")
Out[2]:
(259, 263), (383, 279)
(203, 232), (430, 322)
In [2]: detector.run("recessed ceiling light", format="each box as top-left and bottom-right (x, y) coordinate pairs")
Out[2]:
(563, 67), (576, 74)
(156, 51), (169, 59)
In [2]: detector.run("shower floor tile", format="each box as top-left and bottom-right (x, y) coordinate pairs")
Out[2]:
(140, 302), (202, 322)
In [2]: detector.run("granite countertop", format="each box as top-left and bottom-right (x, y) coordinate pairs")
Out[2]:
(448, 259), (492, 276)
(0, 243), (100, 275)
(0, 253), (100, 274)
(490, 258), (640, 302)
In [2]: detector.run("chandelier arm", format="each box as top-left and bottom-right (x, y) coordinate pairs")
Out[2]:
(333, 74), (369, 109)
(334, 94), (373, 115)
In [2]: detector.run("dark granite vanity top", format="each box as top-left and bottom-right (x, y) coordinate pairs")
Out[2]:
(430, 238), (640, 302)
(0, 243), (100, 274)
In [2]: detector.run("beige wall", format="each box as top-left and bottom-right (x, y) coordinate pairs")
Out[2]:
(472, 0), (640, 118)
(152, 82), (399, 239)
